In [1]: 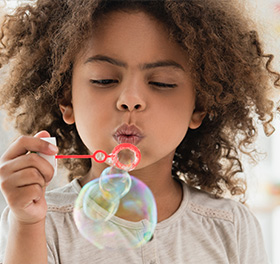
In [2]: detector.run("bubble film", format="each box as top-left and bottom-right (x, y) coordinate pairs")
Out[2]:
(110, 143), (141, 171)
(73, 144), (157, 249)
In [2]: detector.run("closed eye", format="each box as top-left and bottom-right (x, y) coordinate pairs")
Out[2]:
(149, 81), (177, 89)
(90, 79), (118, 86)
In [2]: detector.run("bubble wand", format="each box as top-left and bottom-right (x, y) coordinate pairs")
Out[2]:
(55, 143), (141, 170)
(53, 142), (157, 250)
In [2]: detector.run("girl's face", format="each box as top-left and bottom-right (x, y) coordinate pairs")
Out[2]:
(60, 11), (204, 172)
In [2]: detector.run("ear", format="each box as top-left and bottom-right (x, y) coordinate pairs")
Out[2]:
(59, 104), (75, 125)
(189, 110), (206, 129)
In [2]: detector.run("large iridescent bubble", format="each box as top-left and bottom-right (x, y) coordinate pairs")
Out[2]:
(73, 143), (157, 249)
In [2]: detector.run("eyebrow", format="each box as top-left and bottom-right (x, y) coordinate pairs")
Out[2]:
(141, 60), (185, 72)
(84, 55), (185, 72)
(84, 55), (126, 67)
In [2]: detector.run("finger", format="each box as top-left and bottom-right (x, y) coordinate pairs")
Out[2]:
(0, 153), (55, 186)
(1, 135), (58, 161)
(1, 168), (46, 194)
(34, 130), (51, 138)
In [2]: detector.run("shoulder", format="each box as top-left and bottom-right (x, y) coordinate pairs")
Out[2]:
(185, 184), (257, 226)
(45, 178), (80, 212)
(183, 185), (269, 262)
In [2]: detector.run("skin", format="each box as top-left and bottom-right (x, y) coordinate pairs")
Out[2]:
(61, 11), (205, 221)
(0, 11), (205, 263)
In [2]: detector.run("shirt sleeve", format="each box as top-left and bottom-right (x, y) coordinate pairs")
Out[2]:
(0, 206), (10, 264)
(234, 203), (270, 264)
(0, 206), (56, 264)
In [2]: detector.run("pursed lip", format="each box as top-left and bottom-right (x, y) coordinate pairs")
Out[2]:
(113, 124), (144, 145)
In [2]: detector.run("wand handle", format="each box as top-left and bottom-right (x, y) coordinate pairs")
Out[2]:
(55, 154), (93, 159)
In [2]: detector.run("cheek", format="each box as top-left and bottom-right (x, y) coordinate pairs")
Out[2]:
(164, 100), (194, 126)
(72, 96), (116, 152)
(71, 96), (97, 146)
(152, 103), (192, 144)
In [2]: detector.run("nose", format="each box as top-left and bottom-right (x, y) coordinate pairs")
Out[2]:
(116, 86), (146, 112)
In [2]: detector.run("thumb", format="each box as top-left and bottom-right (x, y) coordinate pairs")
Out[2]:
(34, 130), (51, 138)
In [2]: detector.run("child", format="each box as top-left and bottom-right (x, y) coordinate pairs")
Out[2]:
(0, 0), (279, 263)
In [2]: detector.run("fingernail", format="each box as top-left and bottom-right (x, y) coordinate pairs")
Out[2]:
(48, 144), (58, 153)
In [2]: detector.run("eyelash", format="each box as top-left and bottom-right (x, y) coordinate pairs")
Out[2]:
(90, 79), (118, 85)
(90, 79), (177, 89)
(149, 82), (177, 89)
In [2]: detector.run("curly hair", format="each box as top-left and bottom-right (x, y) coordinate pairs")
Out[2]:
(0, 0), (279, 202)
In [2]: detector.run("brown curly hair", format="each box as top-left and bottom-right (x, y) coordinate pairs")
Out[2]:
(0, 0), (279, 202)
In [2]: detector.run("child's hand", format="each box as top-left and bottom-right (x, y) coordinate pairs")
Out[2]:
(0, 131), (58, 225)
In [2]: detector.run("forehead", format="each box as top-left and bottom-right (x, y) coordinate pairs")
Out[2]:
(74, 11), (188, 69)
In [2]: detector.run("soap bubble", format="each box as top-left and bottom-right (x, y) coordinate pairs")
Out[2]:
(73, 144), (157, 249)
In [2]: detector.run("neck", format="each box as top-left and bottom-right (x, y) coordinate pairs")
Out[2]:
(131, 163), (183, 222)
(79, 154), (183, 222)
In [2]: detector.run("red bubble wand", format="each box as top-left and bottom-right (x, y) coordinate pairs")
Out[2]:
(55, 143), (141, 171)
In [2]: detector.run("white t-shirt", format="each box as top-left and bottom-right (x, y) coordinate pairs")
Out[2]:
(0, 178), (269, 264)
